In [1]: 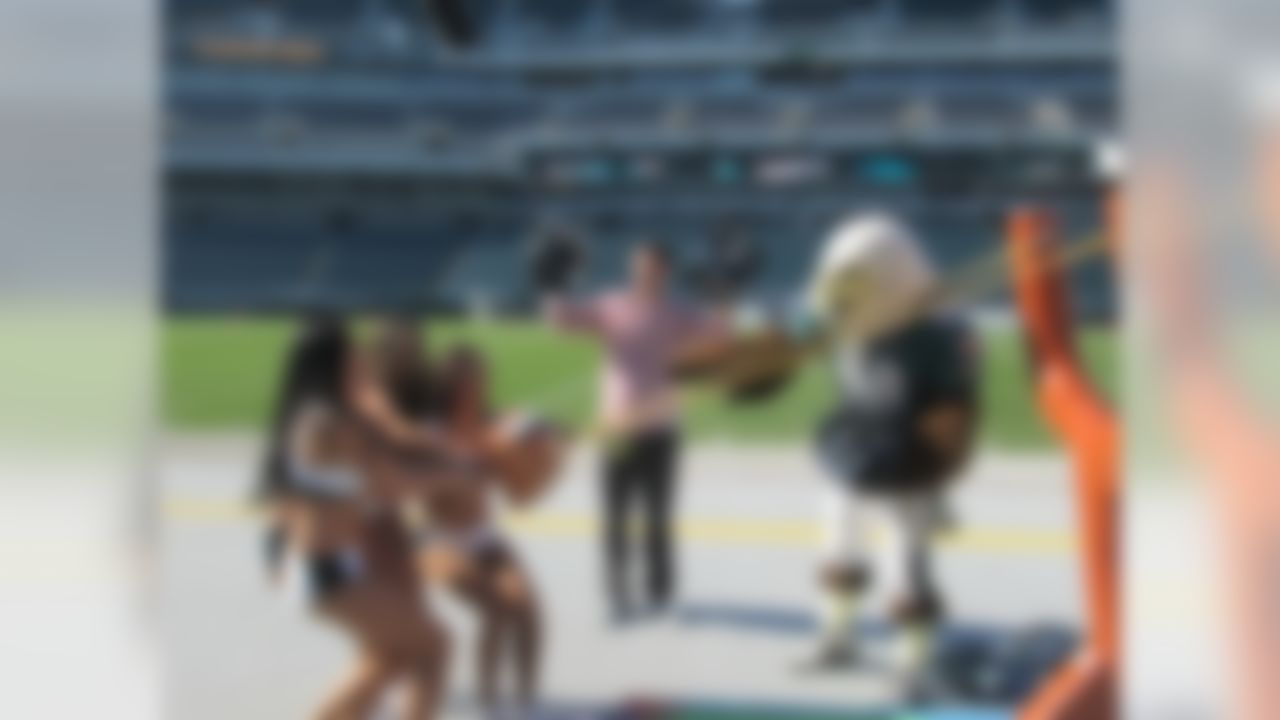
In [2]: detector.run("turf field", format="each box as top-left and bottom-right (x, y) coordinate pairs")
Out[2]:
(163, 316), (1115, 450)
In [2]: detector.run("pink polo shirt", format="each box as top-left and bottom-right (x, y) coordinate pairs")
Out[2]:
(547, 290), (725, 433)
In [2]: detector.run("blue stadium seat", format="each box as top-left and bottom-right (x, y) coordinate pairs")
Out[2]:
(278, 0), (357, 27)
(900, 0), (1001, 26)
(614, 0), (705, 30)
(1021, 0), (1111, 25)
(759, 0), (875, 29)
(519, 0), (592, 33)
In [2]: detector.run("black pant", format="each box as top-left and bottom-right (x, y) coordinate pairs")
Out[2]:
(602, 427), (679, 612)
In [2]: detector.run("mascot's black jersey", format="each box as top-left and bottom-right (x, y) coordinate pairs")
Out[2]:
(817, 315), (979, 494)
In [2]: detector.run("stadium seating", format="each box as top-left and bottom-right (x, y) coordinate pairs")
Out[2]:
(166, 218), (465, 311)
(164, 0), (1118, 320)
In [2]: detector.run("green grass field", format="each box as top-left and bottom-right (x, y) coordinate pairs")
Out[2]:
(164, 317), (1115, 451)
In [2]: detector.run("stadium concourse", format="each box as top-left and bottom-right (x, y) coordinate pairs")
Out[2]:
(162, 435), (1080, 720)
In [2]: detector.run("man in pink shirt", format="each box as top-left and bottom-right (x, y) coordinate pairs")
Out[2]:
(542, 240), (727, 620)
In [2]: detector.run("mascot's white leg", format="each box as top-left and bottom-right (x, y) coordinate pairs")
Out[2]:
(810, 483), (874, 665)
(883, 490), (946, 678)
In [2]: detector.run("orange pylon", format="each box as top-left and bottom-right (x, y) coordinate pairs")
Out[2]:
(1008, 206), (1119, 720)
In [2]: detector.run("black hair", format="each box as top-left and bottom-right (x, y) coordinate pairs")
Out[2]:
(441, 343), (489, 420)
(256, 315), (352, 500)
(444, 343), (484, 373)
(378, 319), (445, 422)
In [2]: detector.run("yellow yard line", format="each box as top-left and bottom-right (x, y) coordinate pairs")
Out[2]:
(164, 499), (1073, 555)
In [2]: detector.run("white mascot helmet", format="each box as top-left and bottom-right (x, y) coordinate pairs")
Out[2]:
(807, 213), (938, 343)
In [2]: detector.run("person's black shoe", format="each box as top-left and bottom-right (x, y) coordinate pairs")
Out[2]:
(608, 601), (638, 628)
(648, 593), (677, 616)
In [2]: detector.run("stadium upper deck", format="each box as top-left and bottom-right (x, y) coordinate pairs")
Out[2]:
(164, 0), (1117, 316)
(168, 0), (1113, 64)
(167, 0), (1116, 162)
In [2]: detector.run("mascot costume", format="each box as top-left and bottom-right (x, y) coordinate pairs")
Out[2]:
(803, 213), (979, 676)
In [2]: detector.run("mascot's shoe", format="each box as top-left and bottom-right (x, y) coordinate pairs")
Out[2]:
(891, 622), (938, 680)
(796, 638), (861, 673)
(889, 593), (946, 686)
